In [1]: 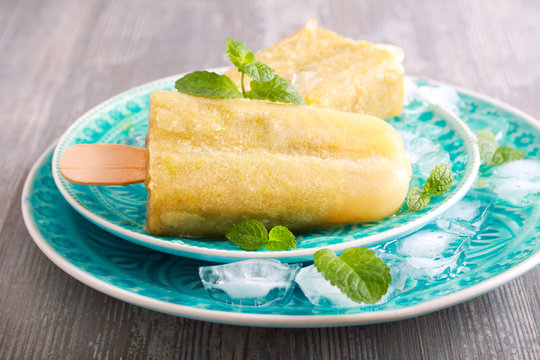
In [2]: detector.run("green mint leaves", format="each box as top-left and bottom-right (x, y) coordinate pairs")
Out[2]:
(225, 220), (296, 251)
(491, 146), (526, 165)
(225, 219), (269, 251)
(175, 38), (306, 106)
(245, 76), (306, 105)
(225, 227), (392, 305)
(314, 248), (391, 304)
(266, 226), (297, 251)
(407, 163), (454, 212)
(225, 38), (255, 69)
(225, 39), (275, 83)
(423, 163), (454, 195)
(476, 130), (525, 166)
(174, 71), (242, 99)
(406, 130), (526, 212)
(225, 38), (305, 105)
(240, 62), (275, 83)
(477, 130), (498, 164)
(406, 187), (431, 212)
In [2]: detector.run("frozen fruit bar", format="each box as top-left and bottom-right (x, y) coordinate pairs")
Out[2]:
(145, 91), (411, 237)
(225, 23), (404, 119)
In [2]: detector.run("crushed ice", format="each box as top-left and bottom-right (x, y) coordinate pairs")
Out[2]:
(484, 159), (540, 207)
(199, 259), (300, 307)
(199, 188), (495, 309)
(197, 80), (535, 309)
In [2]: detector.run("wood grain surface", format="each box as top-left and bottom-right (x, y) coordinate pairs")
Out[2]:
(1, 0), (539, 359)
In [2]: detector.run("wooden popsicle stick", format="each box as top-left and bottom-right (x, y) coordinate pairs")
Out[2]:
(59, 144), (146, 185)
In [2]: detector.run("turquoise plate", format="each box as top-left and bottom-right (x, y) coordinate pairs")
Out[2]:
(50, 74), (479, 262)
(24, 84), (539, 327)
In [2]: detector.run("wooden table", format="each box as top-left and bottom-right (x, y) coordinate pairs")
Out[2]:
(1, 0), (539, 358)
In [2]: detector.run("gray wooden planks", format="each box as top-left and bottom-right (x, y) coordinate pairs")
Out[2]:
(0, 0), (539, 359)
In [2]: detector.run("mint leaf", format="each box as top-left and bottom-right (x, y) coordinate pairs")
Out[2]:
(313, 248), (391, 304)
(176, 38), (306, 106)
(407, 187), (431, 212)
(423, 163), (454, 195)
(175, 71), (242, 99)
(265, 226), (296, 251)
(226, 39), (274, 82)
(240, 61), (275, 83)
(225, 220), (296, 251)
(225, 219), (268, 251)
(476, 130), (526, 166)
(406, 164), (453, 211)
(476, 130), (498, 165)
(491, 146), (525, 165)
(225, 38), (255, 68)
(246, 75), (307, 105)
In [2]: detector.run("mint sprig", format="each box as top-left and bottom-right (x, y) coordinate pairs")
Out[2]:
(240, 62), (275, 84)
(226, 38), (304, 105)
(476, 130), (498, 164)
(225, 220), (268, 251)
(313, 248), (391, 304)
(491, 146), (525, 165)
(246, 76), (306, 105)
(225, 38), (255, 69)
(406, 163), (453, 212)
(225, 220), (296, 251)
(175, 71), (242, 99)
(225, 38), (275, 94)
(476, 130), (525, 166)
(423, 163), (453, 195)
(407, 187), (431, 212)
(265, 226), (296, 251)
(175, 38), (306, 105)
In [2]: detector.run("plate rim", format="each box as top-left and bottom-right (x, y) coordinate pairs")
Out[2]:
(23, 136), (540, 327)
(50, 72), (480, 262)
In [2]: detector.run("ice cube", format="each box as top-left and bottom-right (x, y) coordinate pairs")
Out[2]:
(376, 252), (419, 291)
(417, 122), (449, 138)
(417, 83), (461, 114)
(405, 137), (439, 163)
(398, 130), (437, 162)
(403, 78), (423, 110)
(397, 129), (451, 179)
(417, 152), (452, 179)
(295, 263), (398, 308)
(118, 132), (146, 147)
(389, 224), (470, 279)
(295, 265), (360, 308)
(487, 159), (540, 206)
(398, 227), (457, 257)
(467, 115), (509, 142)
(397, 129), (418, 144)
(436, 188), (495, 236)
(199, 259), (300, 307)
(404, 80), (462, 116)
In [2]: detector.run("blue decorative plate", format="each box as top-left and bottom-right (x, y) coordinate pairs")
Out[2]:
(50, 73), (479, 262)
(24, 83), (539, 327)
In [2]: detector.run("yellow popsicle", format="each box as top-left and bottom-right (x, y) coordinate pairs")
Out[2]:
(225, 24), (405, 119)
(145, 91), (411, 237)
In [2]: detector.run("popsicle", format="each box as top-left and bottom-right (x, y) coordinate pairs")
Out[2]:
(145, 91), (411, 237)
(225, 21), (405, 119)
